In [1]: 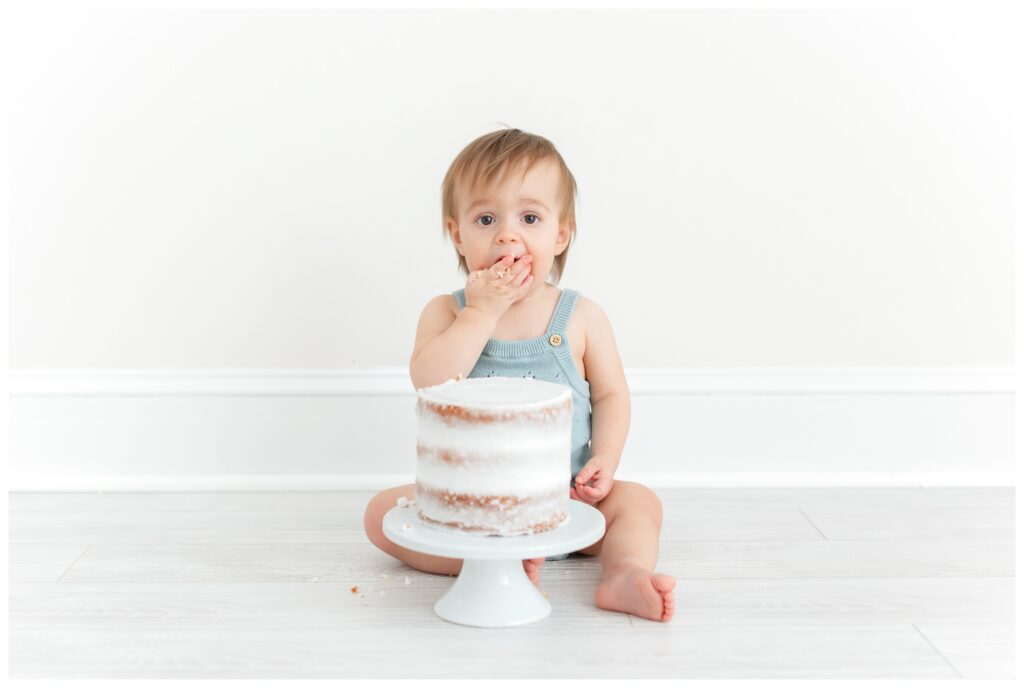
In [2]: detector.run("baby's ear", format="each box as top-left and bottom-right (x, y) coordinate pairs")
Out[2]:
(554, 224), (572, 253)
(449, 223), (467, 248)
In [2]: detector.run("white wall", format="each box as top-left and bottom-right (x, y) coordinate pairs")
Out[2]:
(8, 8), (1015, 489)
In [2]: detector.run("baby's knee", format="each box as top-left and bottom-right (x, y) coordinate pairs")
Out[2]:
(362, 494), (384, 547)
(362, 485), (416, 550)
(644, 485), (664, 525)
(618, 480), (663, 525)
(362, 490), (395, 548)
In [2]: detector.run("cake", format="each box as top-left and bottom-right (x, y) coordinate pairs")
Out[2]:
(414, 375), (573, 536)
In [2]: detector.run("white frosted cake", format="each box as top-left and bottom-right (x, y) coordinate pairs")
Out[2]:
(414, 375), (573, 536)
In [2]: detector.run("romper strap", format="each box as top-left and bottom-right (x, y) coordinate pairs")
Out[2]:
(452, 288), (466, 310)
(547, 289), (580, 335)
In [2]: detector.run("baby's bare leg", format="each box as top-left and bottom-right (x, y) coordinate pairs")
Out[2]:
(387, 542), (464, 576)
(364, 485), (464, 576)
(599, 507), (661, 574)
(590, 481), (677, 622)
(364, 486), (547, 582)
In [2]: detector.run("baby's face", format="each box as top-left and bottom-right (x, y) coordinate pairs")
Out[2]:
(447, 156), (570, 290)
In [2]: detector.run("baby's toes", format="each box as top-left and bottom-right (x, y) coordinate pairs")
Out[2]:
(522, 558), (543, 573)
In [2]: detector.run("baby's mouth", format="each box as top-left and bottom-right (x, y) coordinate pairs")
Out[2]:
(494, 253), (525, 264)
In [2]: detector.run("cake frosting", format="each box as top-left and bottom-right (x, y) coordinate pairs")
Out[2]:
(414, 375), (573, 536)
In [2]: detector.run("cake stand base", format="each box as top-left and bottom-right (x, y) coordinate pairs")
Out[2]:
(383, 499), (605, 628)
(434, 558), (550, 626)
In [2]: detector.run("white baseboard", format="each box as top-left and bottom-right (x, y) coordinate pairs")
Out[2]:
(7, 471), (1016, 492)
(8, 367), (1015, 492)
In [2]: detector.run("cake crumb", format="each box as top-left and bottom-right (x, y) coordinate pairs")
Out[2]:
(350, 585), (359, 593)
(405, 576), (412, 585)
(401, 522), (413, 531)
(397, 496), (409, 508)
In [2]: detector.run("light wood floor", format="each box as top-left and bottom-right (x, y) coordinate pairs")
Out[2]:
(8, 487), (1015, 679)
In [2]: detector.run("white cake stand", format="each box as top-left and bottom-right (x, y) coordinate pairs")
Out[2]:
(383, 499), (605, 628)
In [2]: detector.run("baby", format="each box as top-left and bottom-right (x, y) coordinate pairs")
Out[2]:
(363, 128), (675, 622)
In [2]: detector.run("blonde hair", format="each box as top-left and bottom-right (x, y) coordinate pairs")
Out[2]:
(441, 127), (578, 285)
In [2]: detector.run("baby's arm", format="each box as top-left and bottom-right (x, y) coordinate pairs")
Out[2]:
(571, 298), (630, 503)
(409, 295), (497, 389)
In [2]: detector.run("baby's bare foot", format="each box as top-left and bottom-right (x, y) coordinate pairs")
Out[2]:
(594, 564), (676, 622)
(522, 557), (545, 587)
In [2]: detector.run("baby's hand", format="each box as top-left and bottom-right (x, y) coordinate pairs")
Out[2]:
(464, 253), (534, 321)
(570, 456), (613, 505)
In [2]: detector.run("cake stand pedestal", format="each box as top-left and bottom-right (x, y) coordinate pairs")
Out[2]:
(383, 499), (605, 628)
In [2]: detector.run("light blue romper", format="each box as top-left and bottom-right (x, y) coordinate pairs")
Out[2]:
(452, 287), (592, 561)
